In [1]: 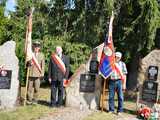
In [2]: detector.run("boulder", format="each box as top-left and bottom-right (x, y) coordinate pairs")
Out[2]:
(0, 41), (19, 109)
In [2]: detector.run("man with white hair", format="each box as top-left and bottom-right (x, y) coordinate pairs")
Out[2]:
(48, 46), (70, 107)
(108, 51), (127, 115)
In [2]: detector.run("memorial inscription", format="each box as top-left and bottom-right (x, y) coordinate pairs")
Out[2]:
(80, 73), (95, 92)
(148, 66), (158, 81)
(142, 80), (158, 102)
(89, 60), (99, 74)
(0, 70), (12, 89)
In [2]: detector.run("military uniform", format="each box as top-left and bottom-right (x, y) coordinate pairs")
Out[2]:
(27, 52), (45, 102)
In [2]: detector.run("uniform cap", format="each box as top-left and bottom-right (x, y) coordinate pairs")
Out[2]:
(33, 41), (41, 45)
(33, 40), (41, 47)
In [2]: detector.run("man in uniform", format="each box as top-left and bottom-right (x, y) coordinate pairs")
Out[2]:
(48, 46), (70, 107)
(27, 41), (45, 104)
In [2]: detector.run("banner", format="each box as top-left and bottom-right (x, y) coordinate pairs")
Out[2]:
(99, 14), (115, 79)
(25, 9), (41, 73)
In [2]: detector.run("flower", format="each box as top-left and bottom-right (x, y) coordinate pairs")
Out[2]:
(138, 106), (151, 119)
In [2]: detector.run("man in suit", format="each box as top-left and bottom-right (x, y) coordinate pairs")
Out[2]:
(27, 41), (45, 104)
(48, 46), (70, 107)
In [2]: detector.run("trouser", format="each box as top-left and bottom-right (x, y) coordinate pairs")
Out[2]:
(27, 77), (40, 102)
(108, 79), (124, 112)
(50, 80), (64, 105)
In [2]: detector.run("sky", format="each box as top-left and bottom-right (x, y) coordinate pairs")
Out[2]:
(4, 0), (16, 16)
(4, 0), (76, 16)
(5, 0), (16, 11)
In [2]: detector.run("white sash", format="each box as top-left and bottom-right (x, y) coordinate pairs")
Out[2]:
(51, 53), (66, 75)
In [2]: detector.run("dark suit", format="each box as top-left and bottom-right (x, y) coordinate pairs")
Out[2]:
(48, 54), (70, 106)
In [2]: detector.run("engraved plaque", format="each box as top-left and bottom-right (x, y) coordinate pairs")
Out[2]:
(148, 66), (158, 81)
(0, 70), (12, 89)
(80, 73), (95, 92)
(142, 80), (158, 103)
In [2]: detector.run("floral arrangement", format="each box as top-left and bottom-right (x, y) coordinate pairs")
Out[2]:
(138, 106), (152, 119)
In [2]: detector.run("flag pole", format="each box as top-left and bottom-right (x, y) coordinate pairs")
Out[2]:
(24, 8), (34, 106)
(24, 67), (29, 106)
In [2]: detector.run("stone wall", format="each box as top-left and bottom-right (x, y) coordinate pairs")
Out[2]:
(0, 41), (19, 109)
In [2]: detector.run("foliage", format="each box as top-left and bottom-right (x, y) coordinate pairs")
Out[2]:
(0, 2), (12, 44)
(0, 0), (160, 84)
(42, 34), (91, 73)
(114, 0), (160, 62)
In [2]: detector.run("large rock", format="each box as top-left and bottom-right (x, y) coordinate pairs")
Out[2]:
(66, 44), (103, 110)
(0, 41), (19, 109)
(137, 49), (160, 109)
(138, 49), (160, 91)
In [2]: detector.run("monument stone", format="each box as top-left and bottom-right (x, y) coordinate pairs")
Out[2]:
(0, 41), (19, 109)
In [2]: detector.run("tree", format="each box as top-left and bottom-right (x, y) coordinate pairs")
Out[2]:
(113, 0), (160, 90)
(0, 0), (12, 44)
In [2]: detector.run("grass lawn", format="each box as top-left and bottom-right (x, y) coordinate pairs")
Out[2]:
(0, 86), (138, 120)
(0, 104), (55, 120)
(0, 87), (54, 120)
(84, 100), (137, 120)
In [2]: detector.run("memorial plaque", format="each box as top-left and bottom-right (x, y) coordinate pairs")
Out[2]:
(148, 66), (158, 81)
(80, 73), (95, 92)
(0, 70), (12, 89)
(89, 60), (99, 74)
(142, 80), (158, 102)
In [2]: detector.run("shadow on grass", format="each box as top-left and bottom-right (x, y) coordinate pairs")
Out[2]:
(38, 100), (50, 107)
(123, 108), (137, 116)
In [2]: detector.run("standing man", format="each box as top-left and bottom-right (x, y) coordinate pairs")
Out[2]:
(48, 46), (70, 107)
(27, 41), (45, 104)
(108, 51), (127, 115)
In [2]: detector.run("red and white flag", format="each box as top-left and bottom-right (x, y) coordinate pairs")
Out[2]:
(25, 9), (41, 73)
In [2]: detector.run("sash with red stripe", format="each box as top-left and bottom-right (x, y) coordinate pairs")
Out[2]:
(51, 53), (66, 75)
(32, 54), (42, 73)
(114, 63), (125, 81)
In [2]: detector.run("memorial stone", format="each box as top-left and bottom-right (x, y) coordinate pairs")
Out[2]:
(66, 44), (104, 110)
(138, 49), (160, 101)
(0, 41), (19, 109)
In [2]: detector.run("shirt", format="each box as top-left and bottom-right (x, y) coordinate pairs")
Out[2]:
(110, 61), (127, 80)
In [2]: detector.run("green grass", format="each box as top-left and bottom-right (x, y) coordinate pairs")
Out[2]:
(0, 87), (138, 120)
(0, 105), (55, 120)
(0, 87), (54, 120)
(84, 100), (137, 120)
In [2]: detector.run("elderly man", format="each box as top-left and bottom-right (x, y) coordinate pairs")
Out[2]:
(27, 41), (45, 104)
(48, 46), (70, 107)
(108, 51), (127, 115)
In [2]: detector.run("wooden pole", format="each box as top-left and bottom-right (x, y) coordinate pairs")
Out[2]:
(101, 78), (106, 112)
(24, 67), (29, 106)
(23, 8), (34, 106)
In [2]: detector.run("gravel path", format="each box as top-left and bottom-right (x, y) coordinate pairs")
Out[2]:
(37, 107), (93, 120)
(37, 107), (138, 120)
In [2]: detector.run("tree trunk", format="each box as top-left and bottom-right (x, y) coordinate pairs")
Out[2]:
(127, 52), (141, 90)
